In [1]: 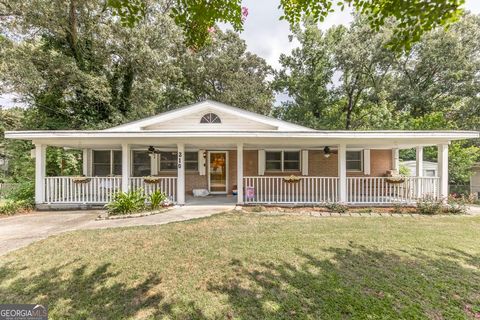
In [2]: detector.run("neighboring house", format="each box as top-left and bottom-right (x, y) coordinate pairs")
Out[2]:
(401, 160), (438, 177)
(471, 163), (480, 198)
(5, 100), (480, 209)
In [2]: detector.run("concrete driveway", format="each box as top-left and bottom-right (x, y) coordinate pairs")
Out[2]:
(0, 205), (235, 256)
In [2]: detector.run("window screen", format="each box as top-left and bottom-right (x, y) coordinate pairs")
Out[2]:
(346, 151), (362, 171)
(266, 151), (282, 171)
(159, 152), (177, 171)
(132, 151), (151, 177)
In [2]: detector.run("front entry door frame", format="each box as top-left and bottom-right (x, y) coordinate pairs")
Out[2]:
(208, 151), (228, 194)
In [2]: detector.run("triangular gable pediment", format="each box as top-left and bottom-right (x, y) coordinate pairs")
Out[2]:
(105, 100), (314, 132)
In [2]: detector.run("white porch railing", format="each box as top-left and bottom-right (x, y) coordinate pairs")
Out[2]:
(243, 176), (339, 204)
(44, 177), (122, 204)
(242, 176), (439, 205)
(347, 177), (439, 204)
(129, 177), (177, 202)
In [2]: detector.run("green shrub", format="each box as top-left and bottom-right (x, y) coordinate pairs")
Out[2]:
(0, 200), (19, 215)
(149, 190), (167, 210)
(416, 195), (443, 215)
(0, 200), (32, 216)
(416, 195), (469, 215)
(445, 195), (468, 215)
(105, 190), (146, 215)
(7, 180), (35, 204)
(326, 203), (348, 213)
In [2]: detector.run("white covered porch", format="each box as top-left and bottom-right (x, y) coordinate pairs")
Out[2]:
(32, 140), (447, 207)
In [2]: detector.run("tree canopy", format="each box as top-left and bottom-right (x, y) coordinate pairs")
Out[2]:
(0, 0), (273, 130)
(101, 0), (465, 50)
(273, 13), (480, 184)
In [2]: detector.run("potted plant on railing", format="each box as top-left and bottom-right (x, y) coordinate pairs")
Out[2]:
(283, 175), (301, 183)
(143, 176), (162, 184)
(385, 170), (405, 184)
(72, 176), (91, 184)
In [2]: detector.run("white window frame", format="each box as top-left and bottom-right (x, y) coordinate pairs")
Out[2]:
(157, 150), (199, 173)
(131, 150), (151, 177)
(265, 150), (301, 172)
(185, 152), (199, 172)
(158, 151), (178, 172)
(346, 150), (363, 172)
(91, 149), (122, 176)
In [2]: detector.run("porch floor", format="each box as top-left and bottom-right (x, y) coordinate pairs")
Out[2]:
(185, 194), (237, 206)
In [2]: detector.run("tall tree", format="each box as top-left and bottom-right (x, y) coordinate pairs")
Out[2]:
(0, 0), (274, 129)
(274, 17), (396, 129)
(388, 13), (480, 129)
(273, 21), (334, 129)
(99, 0), (465, 50)
(169, 30), (273, 115)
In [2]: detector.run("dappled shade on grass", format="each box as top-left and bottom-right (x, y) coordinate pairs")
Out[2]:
(0, 213), (479, 319)
(209, 244), (480, 319)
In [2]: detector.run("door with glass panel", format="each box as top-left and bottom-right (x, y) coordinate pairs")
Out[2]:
(208, 151), (228, 193)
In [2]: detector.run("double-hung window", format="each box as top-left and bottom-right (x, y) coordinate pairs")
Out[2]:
(132, 151), (151, 177)
(92, 150), (122, 176)
(265, 151), (300, 172)
(158, 151), (199, 172)
(185, 152), (199, 171)
(159, 152), (177, 172)
(346, 151), (363, 171)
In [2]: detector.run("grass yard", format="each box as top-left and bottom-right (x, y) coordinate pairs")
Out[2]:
(1, 213), (480, 319)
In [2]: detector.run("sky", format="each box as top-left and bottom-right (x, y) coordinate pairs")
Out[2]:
(1, 1), (480, 108)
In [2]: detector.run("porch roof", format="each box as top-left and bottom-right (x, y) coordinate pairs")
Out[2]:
(5, 130), (479, 149)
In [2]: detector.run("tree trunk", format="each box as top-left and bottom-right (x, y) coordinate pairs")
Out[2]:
(68, 0), (79, 62)
(345, 94), (353, 130)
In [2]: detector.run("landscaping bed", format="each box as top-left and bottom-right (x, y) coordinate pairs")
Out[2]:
(96, 208), (170, 220)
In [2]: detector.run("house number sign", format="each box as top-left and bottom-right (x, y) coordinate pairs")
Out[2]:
(178, 152), (183, 169)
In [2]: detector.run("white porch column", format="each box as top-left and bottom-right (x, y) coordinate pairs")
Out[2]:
(82, 149), (90, 176)
(177, 143), (185, 205)
(150, 154), (158, 176)
(392, 148), (400, 172)
(237, 142), (244, 204)
(438, 143), (449, 200)
(416, 146), (423, 198)
(338, 144), (347, 203)
(34, 144), (46, 204)
(121, 143), (130, 192)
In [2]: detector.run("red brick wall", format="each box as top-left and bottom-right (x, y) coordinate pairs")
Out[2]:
(245, 149), (393, 177)
(157, 148), (393, 195)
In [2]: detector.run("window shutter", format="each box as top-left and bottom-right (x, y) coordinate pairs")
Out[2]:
(258, 150), (265, 176)
(302, 150), (309, 176)
(363, 149), (371, 175)
(198, 150), (206, 175)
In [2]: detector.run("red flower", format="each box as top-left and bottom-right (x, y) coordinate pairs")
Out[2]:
(241, 6), (248, 21)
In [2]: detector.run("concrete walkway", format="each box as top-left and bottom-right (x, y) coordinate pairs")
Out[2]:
(0, 205), (235, 256)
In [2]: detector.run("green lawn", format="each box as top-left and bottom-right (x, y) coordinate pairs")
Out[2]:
(1, 213), (480, 319)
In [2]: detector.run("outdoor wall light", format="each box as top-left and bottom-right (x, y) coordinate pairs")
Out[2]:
(323, 146), (331, 158)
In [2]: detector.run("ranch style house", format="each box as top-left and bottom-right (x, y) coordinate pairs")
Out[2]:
(5, 100), (479, 209)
